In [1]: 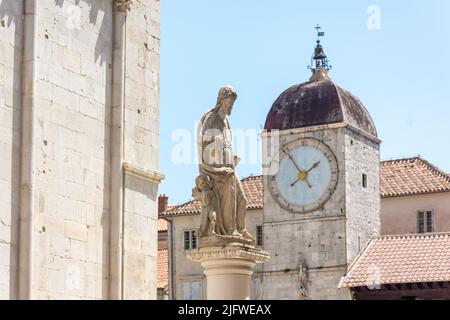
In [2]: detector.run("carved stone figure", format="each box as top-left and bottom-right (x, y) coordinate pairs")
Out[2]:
(298, 260), (310, 300)
(192, 174), (217, 236)
(195, 86), (254, 246)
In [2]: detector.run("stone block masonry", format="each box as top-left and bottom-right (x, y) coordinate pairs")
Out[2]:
(0, 0), (162, 299)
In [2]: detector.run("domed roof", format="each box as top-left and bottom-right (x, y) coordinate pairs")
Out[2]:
(264, 79), (377, 137)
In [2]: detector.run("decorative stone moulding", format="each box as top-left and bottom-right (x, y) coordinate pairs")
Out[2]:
(122, 162), (165, 184)
(113, 0), (132, 12)
(187, 244), (270, 263)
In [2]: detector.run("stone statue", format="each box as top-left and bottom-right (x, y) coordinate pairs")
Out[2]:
(192, 174), (217, 237)
(194, 86), (254, 247)
(298, 260), (310, 300)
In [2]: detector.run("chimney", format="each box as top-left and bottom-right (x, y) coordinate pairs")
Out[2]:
(158, 194), (169, 215)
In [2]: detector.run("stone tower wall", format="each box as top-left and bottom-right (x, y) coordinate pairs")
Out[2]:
(262, 124), (380, 300)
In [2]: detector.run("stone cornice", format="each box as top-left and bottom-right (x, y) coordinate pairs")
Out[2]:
(262, 122), (382, 144)
(122, 162), (165, 184)
(186, 245), (270, 263)
(113, 0), (132, 13)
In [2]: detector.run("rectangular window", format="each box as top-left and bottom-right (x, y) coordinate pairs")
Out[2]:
(191, 231), (197, 249)
(417, 210), (433, 233)
(184, 230), (197, 250)
(417, 212), (424, 233)
(184, 231), (190, 250)
(182, 280), (202, 300)
(256, 226), (263, 247)
(426, 211), (433, 233)
(362, 173), (367, 188)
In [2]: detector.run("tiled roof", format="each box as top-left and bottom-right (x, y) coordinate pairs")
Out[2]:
(340, 233), (450, 288)
(157, 219), (168, 232)
(157, 249), (168, 289)
(161, 175), (263, 217)
(381, 157), (450, 197)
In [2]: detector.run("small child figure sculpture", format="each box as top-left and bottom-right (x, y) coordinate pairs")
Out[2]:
(192, 174), (217, 237)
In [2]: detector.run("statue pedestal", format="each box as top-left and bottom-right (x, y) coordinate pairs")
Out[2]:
(186, 244), (269, 300)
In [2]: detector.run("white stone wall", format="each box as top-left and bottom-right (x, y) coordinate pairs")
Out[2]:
(262, 125), (380, 300)
(122, 0), (160, 300)
(32, 0), (114, 299)
(262, 267), (350, 300)
(0, 0), (160, 300)
(0, 0), (23, 300)
(344, 129), (380, 263)
(170, 209), (263, 300)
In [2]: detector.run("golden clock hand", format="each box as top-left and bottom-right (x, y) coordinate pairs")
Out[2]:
(291, 176), (313, 188)
(306, 161), (320, 173)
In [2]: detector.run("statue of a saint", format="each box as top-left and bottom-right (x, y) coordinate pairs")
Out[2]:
(193, 86), (254, 246)
(298, 260), (310, 300)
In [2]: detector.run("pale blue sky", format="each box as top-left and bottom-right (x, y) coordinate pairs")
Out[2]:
(160, 0), (450, 205)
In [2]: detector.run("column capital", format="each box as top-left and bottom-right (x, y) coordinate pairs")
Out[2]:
(186, 244), (270, 264)
(113, 0), (132, 13)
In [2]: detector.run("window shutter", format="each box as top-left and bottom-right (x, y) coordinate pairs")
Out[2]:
(182, 282), (192, 300)
(426, 211), (433, 233)
(183, 281), (202, 300)
(191, 281), (201, 300)
(192, 231), (197, 249)
(417, 211), (424, 233)
(184, 231), (190, 250)
(252, 277), (263, 300)
(256, 226), (263, 247)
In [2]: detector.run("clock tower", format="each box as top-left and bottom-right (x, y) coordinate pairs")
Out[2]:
(261, 27), (381, 300)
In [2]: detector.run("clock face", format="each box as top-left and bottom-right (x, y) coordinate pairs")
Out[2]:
(268, 138), (338, 213)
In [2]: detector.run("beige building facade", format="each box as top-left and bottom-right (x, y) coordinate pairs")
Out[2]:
(0, 0), (162, 299)
(381, 193), (450, 235)
(380, 157), (450, 235)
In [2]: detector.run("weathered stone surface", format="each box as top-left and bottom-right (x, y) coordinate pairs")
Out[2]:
(0, 0), (23, 299)
(0, 0), (160, 299)
(262, 123), (380, 300)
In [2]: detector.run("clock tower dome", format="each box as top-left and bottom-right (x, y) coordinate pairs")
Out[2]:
(261, 27), (381, 300)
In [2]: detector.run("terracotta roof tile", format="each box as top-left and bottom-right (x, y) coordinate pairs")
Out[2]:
(161, 175), (263, 217)
(380, 157), (450, 197)
(157, 219), (168, 232)
(157, 249), (168, 289)
(340, 232), (450, 288)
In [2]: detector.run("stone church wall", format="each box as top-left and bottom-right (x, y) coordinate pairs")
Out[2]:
(0, 0), (23, 300)
(122, 0), (160, 299)
(0, 0), (160, 299)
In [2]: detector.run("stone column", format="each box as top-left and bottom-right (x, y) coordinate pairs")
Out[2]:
(109, 0), (132, 300)
(187, 245), (269, 300)
(18, 0), (38, 300)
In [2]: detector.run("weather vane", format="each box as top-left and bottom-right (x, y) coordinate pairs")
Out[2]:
(315, 24), (325, 41)
(308, 24), (332, 72)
